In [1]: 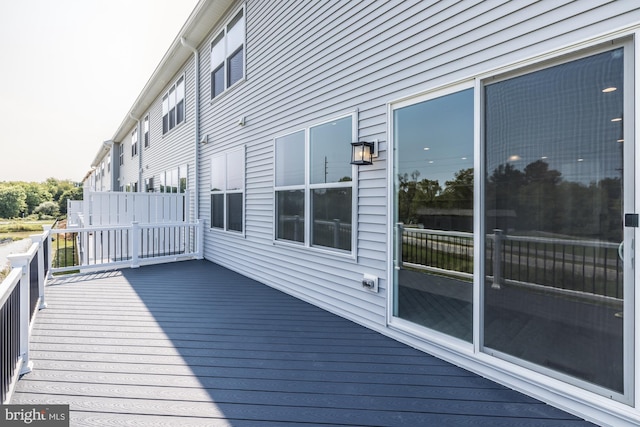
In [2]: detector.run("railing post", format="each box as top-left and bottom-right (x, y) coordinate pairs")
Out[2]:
(333, 219), (340, 248)
(196, 219), (204, 259)
(396, 223), (404, 270)
(492, 229), (503, 289)
(7, 254), (33, 375)
(131, 222), (140, 268)
(42, 224), (52, 280)
(29, 233), (47, 310)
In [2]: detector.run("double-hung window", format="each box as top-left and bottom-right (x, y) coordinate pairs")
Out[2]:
(211, 8), (245, 99)
(210, 147), (245, 232)
(119, 143), (124, 166)
(274, 114), (355, 252)
(131, 128), (138, 157)
(162, 76), (185, 134)
(143, 115), (149, 148)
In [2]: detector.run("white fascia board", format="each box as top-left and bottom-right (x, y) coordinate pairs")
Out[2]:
(90, 140), (113, 168)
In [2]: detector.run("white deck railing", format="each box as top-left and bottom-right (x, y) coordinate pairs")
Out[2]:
(50, 221), (204, 274)
(0, 218), (204, 403)
(0, 226), (52, 403)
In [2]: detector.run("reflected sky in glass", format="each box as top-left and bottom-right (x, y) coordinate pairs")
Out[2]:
(310, 116), (352, 184)
(226, 149), (244, 191)
(394, 89), (474, 189)
(275, 130), (305, 186)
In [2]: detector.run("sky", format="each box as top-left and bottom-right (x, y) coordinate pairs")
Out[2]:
(0, 0), (199, 183)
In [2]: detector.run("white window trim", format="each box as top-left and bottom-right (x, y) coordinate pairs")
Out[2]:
(210, 146), (246, 234)
(210, 4), (246, 101)
(162, 74), (186, 135)
(273, 112), (357, 258)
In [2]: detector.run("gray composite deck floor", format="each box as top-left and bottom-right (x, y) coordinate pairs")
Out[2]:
(10, 260), (595, 426)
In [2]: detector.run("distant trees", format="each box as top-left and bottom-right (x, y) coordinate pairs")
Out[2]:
(0, 186), (27, 219)
(399, 160), (622, 241)
(0, 178), (82, 219)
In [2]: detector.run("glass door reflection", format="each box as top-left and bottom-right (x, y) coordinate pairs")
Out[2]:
(393, 88), (474, 342)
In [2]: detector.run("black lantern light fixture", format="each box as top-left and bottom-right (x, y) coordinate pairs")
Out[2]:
(351, 141), (374, 165)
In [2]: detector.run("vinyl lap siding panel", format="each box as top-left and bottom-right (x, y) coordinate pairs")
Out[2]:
(200, 0), (640, 330)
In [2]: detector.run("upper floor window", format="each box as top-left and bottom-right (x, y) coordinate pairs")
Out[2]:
(119, 143), (124, 165)
(274, 115), (355, 252)
(107, 157), (110, 172)
(162, 76), (185, 134)
(131, 128), (138, 157)
(143, 115), (150, 148)
(211, 8), (245, 99)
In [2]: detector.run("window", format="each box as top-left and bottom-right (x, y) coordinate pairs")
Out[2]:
(210, 148), (244, 232)
(143, 115), (149, 148)
(211, 8), (245, 99)
(274, 115), (354, 252)
(159, 165), (188, 193)
(119, 143), (124, 166)
(145, 177), (154, 192)
(131, 128), (138, 157)
(162, 76), (186, 134)
(107, 157), (110, 173)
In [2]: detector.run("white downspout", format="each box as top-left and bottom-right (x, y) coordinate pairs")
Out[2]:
(181, 37), (200, 222)
(129, 113), (142, 192)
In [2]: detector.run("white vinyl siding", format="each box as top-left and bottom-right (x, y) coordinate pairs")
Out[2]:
(199, 0), (640, 338)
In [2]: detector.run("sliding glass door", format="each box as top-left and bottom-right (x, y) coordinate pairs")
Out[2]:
(391, 42), (634, 401)
(483, 46), (632, 398)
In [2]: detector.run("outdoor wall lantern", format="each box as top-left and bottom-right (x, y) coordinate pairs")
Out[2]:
(351, 141), (375, 165)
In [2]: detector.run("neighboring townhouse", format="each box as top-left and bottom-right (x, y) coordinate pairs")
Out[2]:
(87, 1), (640, 425)
(86, 140), (115, 192)
(106, 51), (197, 221)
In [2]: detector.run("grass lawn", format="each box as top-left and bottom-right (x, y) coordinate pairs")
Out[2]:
(0, 219), (55, 242)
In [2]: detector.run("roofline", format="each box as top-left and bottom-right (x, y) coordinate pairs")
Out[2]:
(111, 0), (235, 143)
(91, 140), (113, 168)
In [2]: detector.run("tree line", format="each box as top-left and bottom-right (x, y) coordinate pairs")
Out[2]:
(0, 178), (83, 219)
(398, 160), (622, 241)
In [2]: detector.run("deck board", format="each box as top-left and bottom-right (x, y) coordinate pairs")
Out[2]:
(10, 260), (595, 426)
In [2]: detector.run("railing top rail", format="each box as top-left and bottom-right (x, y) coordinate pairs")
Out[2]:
(7, 241), (39, 265)
(400, 226), (473, 239)
(0, 268), (21, 308)
(496, 234), (620, 249)
(52, 221), (200, 234)
(398, 225), (620, 249)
